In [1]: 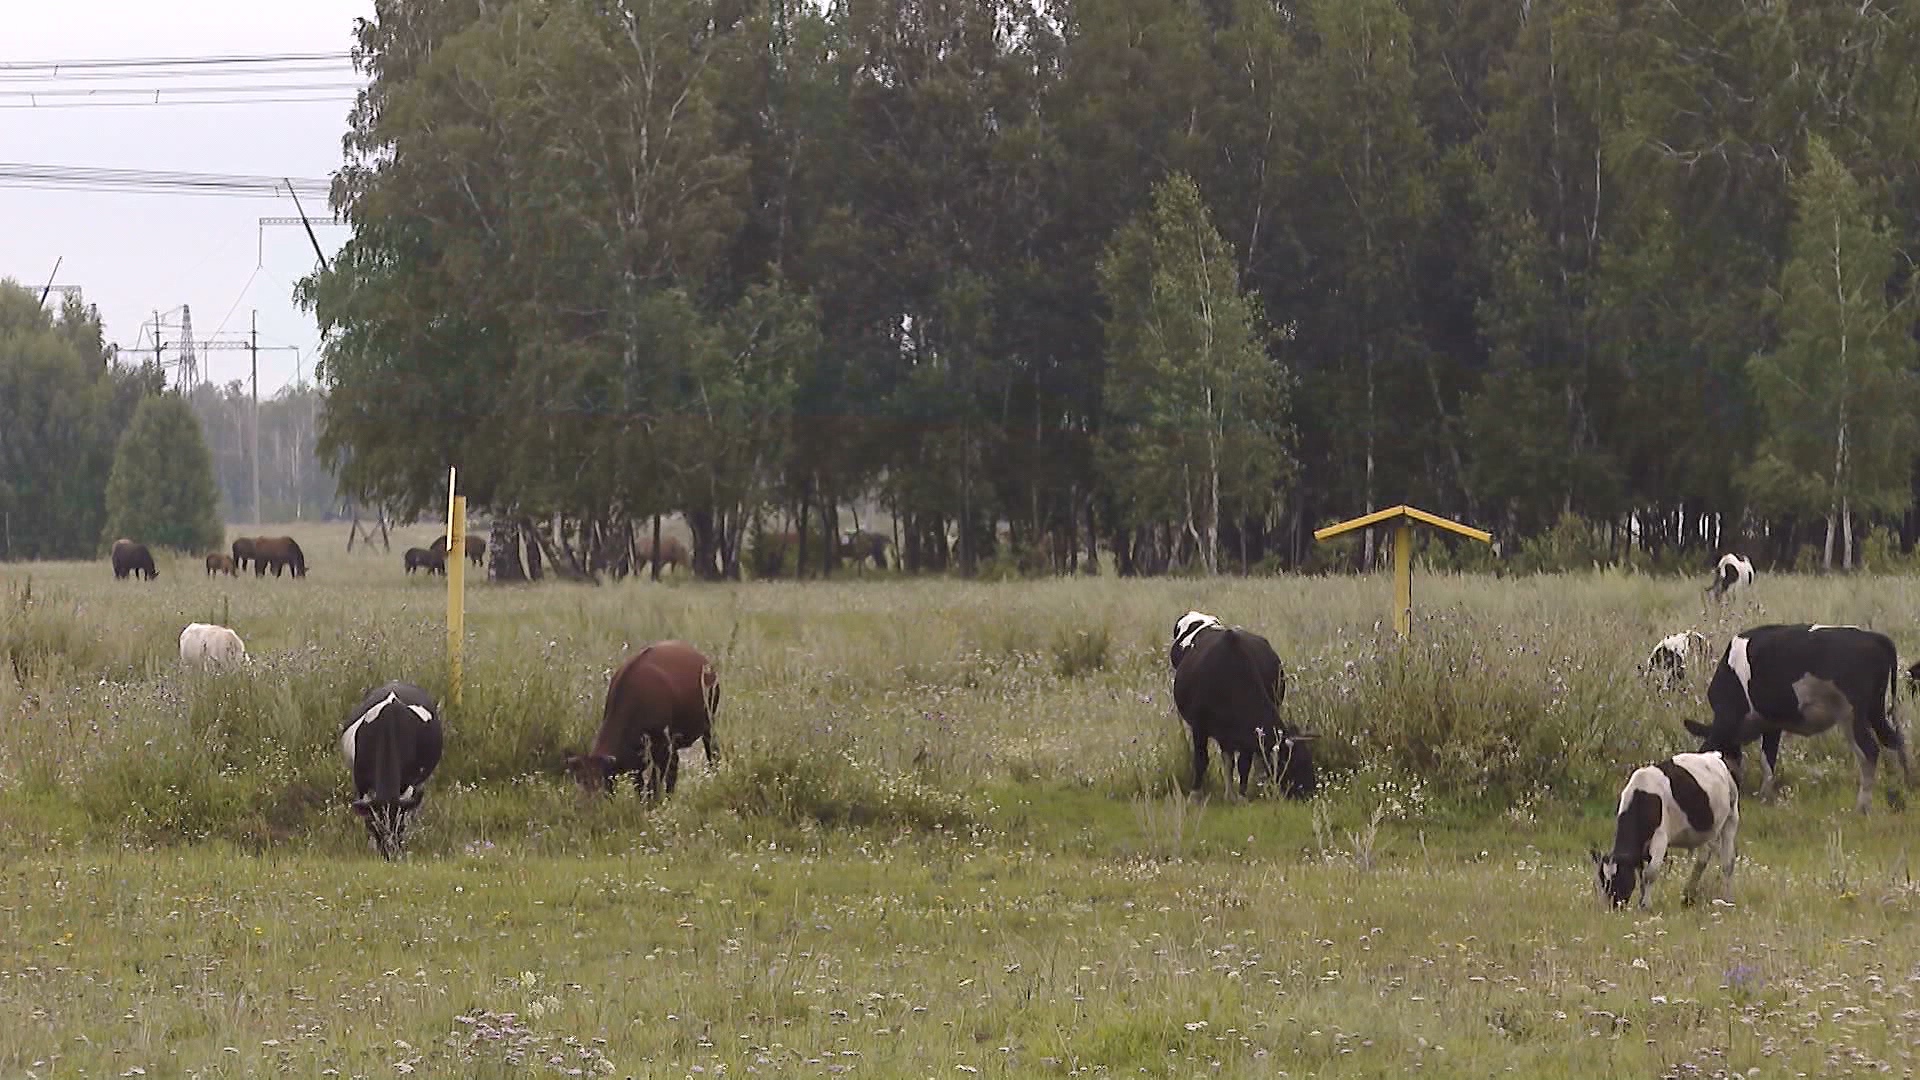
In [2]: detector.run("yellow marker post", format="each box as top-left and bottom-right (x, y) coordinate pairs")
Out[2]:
(446, 467), (466, 708)
(1313, 504), (1491, 638)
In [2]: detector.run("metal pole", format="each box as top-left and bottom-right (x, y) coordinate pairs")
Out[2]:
(250, 311), (262, 526)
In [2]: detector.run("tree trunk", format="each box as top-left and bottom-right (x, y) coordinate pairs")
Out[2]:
(651, 513), (664, 582)
(487, 516), (526, 582)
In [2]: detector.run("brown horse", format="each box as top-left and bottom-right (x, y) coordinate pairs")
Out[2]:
(564, 640), (718, 799)
(205, 553), (237, 577)
(636, 534), (690, 575)
(431, 533), (486, 567)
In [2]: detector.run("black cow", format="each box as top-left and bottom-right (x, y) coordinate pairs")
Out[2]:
(110, 538), (159, 581)
(404, 547), (445, 575)
(1684, 624), (1913, 814)
(1169, 610), (1317, 799)
(339, 681), (445, 859)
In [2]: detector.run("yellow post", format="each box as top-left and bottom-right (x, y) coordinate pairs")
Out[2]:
(1312, 504), (1490, 640)
(447, 469), (465, 708)
(1391, 521), (1413, 638)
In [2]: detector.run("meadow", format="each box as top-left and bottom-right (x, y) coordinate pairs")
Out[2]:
(1, 524), (1918, 1078)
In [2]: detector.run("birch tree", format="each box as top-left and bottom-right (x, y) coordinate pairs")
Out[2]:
(1742, 136), (1917, 569)
(1097, 173), (1293, 573)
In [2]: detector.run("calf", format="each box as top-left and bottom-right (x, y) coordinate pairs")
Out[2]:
(565, 640), (719, 799)
(1169, 610), (1316, 799)
(179, 622), (246, 667)
(1706, 553), (1755, 601)
(1683, 623), (1913, 813)
(1591, 751), (1739, 909)
(205, 553), (237, 577)
(339, 681), (445, 859)
(1642, 630), (1708, 692)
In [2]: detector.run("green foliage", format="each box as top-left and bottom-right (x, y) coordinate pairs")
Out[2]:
(1741, 136), (1919, 568)
(1097, 173), (1294, 572)
(0, 281), (163, 559)
(102, 394), (224, 554)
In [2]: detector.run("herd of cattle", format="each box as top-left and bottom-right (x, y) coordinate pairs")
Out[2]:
(143, 541), (1913, 914)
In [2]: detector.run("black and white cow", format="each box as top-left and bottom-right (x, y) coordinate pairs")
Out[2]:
(339, 681), (446, 859)
(1642, 630), (1708, 692)
(1682, 624), (1913, 814)
(1169, 610), (1316, 799)
(1706, 553), (1755, 601)
(1591, 751), (1739, 910)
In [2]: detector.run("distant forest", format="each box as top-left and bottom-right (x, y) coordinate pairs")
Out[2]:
(187, 383), (339, 525)
(282, 1), (1920, 578)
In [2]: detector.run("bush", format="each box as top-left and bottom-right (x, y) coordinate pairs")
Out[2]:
(101, 392), (224, 554)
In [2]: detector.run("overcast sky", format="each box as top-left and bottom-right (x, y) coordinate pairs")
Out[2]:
(3, 1), (373, 397)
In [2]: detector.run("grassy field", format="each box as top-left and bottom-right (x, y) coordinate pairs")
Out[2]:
(2, 524), (1918, 1078)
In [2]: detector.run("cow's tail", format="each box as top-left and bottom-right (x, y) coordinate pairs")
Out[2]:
(1885, 647), (1907, 749)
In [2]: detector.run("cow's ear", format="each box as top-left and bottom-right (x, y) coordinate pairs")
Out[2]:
(1683, 720), (1712, 737)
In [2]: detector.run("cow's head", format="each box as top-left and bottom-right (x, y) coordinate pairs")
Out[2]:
(563, 751), (619, 794)
(1258, 729), (1319, 799)
(1590, 849), (1647, 908)
(351, 787), (426, 860)
(1170, 611), (1221, 669)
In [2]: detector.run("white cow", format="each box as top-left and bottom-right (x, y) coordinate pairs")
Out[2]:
(1707, 553), (1755, 601)
(1591, 751), (1739, 910)
(179, 622), (247, 668)
(1642, 630), (1708, 692)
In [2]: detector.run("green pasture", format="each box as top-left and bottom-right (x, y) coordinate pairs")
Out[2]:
(1, 528), (1916, 1077)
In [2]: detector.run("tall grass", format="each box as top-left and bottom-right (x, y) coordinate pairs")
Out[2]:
(3, 545), (1914, 846)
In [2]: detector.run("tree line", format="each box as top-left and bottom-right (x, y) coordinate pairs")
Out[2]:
(0, 281), (342, 560)
(302, 0), (1920, 580)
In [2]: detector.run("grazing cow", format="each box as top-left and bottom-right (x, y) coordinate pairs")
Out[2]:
(1706, 553), (1755, 601)
(1683, 623), (1914, 814)
(110, 539), (159, 581)
(339, 681), (445, 859)
(1591, 751), (1739, 910)
(636, 534), (690, 575)
(431, 533), (486, 567)
(404, 547), (445, 575)
(565, 640), (719, 799)
(1642, 630), (1708, 692)
(179, 622), (247, 667)
(1169, 610), (1317, 799)
(205, 553), (236, 577)
(251, 535), (307, 578)
(839, 530), (892, 570)
(231, 537), (257, 573)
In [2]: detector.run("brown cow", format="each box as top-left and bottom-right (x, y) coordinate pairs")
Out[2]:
(636, 534), (690, 575)
(251, 535), (307, 578)
(110, 539), (159, 581)
(205, 553), (236, 577)
(565, 640), (719, 799)
(431, 533), (486, 567)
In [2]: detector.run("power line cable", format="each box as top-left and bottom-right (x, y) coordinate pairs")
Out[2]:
(0, 163), (332, 196)
(0, 51), (353, 73)
(0, 95), (357, 111)
(0, 61), (356, 83)
(0, 82), (364, 99)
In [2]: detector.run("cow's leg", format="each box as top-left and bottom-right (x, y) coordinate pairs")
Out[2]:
(1757, 730), (1781, 799)
(1716, 815), (1738, 902)
(1680, 848), (1711, 907)
(703, 732), (717, 764)
(1234, 750), (1254, 799)
(1850, 722), (1880, 815)
(664, 748), (682, 794)
(1190, 732), (1210, 796)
